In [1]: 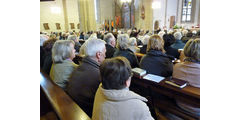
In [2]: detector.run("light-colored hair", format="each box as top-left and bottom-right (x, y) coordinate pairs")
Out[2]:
(67, 35), (77, 41)
(184, 38), (200, 62)
(141, 35), (150, 45)
(174, 32), (182, 40)
(182, 29), (188, 36)
(104, 33), (115, 44)
(167, 29), (173, 34)
(158, 31), (165, 38)
(192, 30), (197, 34)
(116, 34), (129, 50)
(79, 42), (86, 57)
(85, 38), (106, 57)
(118, 30), (122, 35)
(89, 33), (97, 40)
(128, 37), (137, 46)
(52, 40), (75, 63)
(147, 35), (165, 53)
(50, 34), (56, 39)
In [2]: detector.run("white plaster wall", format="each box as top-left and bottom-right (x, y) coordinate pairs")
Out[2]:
(40, 0), (65, 33)
(152, 0), (166, 29)
(66, 0), (80, 32)
(166, 0), (178, 29)
(137, 0), (153, 31)
(99, 0), (115, 24)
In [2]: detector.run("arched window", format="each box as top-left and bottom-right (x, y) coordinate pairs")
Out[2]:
(181, 0), (192, 22)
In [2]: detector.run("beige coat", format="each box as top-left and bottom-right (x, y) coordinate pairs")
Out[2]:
(92, 84), (154, 120)
(173, 61), (200, 88)
(50, 59), (78, 90)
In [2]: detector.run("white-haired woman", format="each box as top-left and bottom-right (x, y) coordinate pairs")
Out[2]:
(140, 35), (150, 54)
(113, 34), (139, 68)
(171, 32), (185, 50)
(50, 40), (78, 90)
(128, 37), (140, 53)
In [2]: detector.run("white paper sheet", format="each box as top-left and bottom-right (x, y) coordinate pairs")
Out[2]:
(143, 74), (165, 83)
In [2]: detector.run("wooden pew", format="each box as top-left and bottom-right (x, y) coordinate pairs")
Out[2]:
(40, 70), (91, 120)
(130, 76), (200, 119)
(135, 52), (145, 61)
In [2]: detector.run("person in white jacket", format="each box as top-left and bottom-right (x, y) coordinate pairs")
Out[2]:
(92, 56), (154, 120)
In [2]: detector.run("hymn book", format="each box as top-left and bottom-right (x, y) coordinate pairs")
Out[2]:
(165, 78), (188, 88)
(132, 68), (147, 78)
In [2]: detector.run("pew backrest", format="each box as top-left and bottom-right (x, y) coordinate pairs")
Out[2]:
(40, 70), (91, 120)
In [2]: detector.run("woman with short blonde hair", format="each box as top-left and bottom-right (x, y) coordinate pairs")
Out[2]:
(50, 40), (78, 90)
(140, 35), (173, 77)
(147, 35), (165, 53)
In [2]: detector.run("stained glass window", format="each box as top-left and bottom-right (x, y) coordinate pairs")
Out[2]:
(182, 0), (192, 22)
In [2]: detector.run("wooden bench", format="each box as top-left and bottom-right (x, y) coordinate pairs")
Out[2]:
(40, 70), (91, 120)
(135, 52), (145, 61)
(130, 76), (200, 119)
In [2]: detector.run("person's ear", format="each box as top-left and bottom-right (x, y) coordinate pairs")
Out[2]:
(125, 77), (131, 88)
(96, 52), (101, 60)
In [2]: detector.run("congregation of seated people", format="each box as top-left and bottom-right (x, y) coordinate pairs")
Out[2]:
(40, 27), (200, 119)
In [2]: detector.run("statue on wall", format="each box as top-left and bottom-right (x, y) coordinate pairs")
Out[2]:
(121, 2), (131, 29)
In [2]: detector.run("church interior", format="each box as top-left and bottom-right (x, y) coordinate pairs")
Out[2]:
(40, 0), (200, 120)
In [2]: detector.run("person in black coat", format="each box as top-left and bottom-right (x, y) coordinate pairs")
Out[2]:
(103, 33), (116, 58)
(113, 34), (139, 68)
(67, 35), (81, 53)
(163, 34), (180, 59)
(79, 32), (85, 40)
(140, 35), (173, 77)
(42, 38), (57, 75)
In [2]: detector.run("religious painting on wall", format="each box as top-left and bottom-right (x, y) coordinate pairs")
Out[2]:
(115, 16), (121, 28)
(70, 23), (75, 29)
(55, 23), (61, 30)
(43, 23), (50, 30)
(77, 23), (80, 29)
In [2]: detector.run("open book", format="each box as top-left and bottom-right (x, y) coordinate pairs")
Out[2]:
(143, 74), (165, 83)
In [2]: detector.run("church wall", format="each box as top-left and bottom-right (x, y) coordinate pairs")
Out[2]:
(136, 0), (153, 31)
(166, 0), (178, 29)
(97, 0), (115, 30)
(65, 0), (80, 32)
(152, 0), (166, 29)
(40, 0), (66, 33)
(40, 0), (80, 33)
